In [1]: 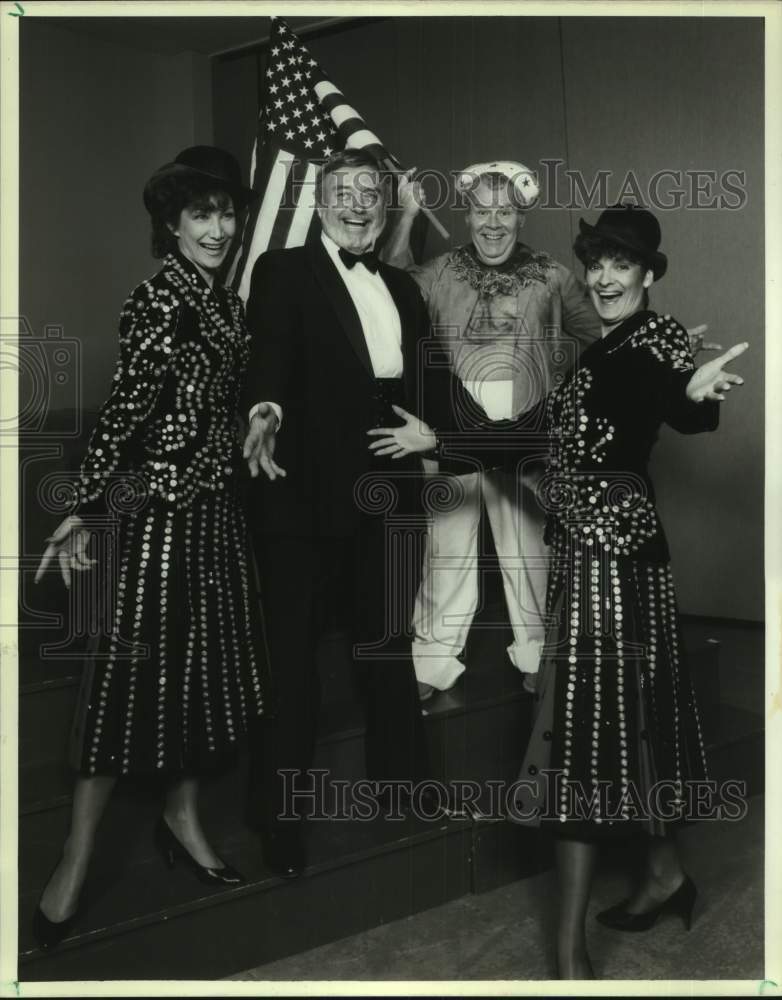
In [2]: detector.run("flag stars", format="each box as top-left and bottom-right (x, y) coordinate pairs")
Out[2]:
(276, 62), (285, 72)
(305, 101), (314, 111)
(279, 113), (290, 125)
(297, 123), (307, 134)
(271, 46), (280, 56)
(304, 138), (314, 149)
(292, 108), (303, 119)
(285, 130), (295, 141)
(323, 145), (333, 156)
(288, 56), (297, 65)
(308, 58), (316, 66)
(269, 84), (279, 94)
(281, 76), (290, 86)
(316, 131), (326, 141)
(274, 99), (284, 109)
(293, 71), (303, 81)
(299, 86), (308, 97)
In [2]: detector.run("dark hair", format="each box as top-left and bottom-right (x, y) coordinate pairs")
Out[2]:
(148, 174), (236, 258)
(314, 148), (387, 206)
(574, 233), (651, 308)
(465, 170), (526, 211)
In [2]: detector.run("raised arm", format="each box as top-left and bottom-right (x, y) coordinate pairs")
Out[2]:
(632, 317), (739, 434)
(381, 168), (422, 271)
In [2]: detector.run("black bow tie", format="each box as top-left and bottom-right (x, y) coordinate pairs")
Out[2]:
(338, 247), (379, 273)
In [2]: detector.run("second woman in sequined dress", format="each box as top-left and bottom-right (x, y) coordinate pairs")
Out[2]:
(370, 204), (748, 979)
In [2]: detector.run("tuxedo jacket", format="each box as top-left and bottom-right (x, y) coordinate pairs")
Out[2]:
(243, 241), (452, 538)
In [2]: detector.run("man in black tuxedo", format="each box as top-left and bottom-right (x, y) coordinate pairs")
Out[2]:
(242, 150), (440, 877)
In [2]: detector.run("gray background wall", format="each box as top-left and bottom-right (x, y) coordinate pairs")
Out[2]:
(20, 15), (764, 621)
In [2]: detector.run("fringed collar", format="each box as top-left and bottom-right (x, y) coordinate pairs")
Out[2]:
(448, 242), (555, 297)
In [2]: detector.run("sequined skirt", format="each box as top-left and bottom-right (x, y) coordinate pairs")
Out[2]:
(69, 486), (267, 776)
(512, 534), (709, 838)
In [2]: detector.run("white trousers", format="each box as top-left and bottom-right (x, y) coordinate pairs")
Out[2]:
(412, 466), (548, 690)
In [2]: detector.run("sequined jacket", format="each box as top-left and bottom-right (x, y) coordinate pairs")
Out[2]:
(407, 242), (602, 415)
(74, 253), (250, 515)
(541, 309), (719, 563)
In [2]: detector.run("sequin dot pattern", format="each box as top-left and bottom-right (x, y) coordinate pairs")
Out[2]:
(69, 253), (266, 776)
(515, 310), (716, 836)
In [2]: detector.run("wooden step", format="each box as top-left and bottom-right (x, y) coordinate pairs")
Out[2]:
(19, 797), (474, 980)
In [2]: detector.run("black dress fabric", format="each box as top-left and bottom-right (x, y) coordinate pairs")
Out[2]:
(68, 253), (267, 777)
(511, 310), (719, 838)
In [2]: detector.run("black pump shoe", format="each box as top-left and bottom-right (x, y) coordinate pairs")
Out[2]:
(596, 874), (697, 932)
(32, 899), (83, 951)
(154, 817), (246, 887)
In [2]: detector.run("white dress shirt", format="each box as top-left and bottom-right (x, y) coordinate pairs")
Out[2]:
(319, 232), (403, 378)
(251, 232), (403, 426)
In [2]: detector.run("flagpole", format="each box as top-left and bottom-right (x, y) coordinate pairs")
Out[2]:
(211, 18), (359, 59)
(382, 157), (450, 241)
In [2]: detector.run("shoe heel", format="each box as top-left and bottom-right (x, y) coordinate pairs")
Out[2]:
(673, 875), (697, 930)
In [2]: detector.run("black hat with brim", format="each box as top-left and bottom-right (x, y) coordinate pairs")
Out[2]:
(143, 145), (257, 215)
(576, 204), (667, 281)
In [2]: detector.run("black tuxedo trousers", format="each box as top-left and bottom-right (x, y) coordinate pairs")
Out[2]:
(248, 454), (430, 829)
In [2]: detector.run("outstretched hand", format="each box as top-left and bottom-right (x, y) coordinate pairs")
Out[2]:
(35, 515), (95, 589)
(367, 404), (436, 458)
(686, 342), (748, 403)
(242, 406), (286, 481)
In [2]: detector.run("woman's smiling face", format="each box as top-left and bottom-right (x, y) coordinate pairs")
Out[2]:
(172, 194), (236, 273)
(585, 254), (654, 332)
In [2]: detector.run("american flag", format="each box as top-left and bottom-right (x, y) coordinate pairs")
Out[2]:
(228, 16), (399, 301)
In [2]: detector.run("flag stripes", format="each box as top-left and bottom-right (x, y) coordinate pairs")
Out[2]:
(230, 15), (404, 301)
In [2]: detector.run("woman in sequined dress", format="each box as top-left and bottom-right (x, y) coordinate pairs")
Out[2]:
(371, 204), (748, 979)
(32, 147), (268, 949)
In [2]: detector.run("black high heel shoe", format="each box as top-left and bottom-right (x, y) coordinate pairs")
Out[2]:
(596, 874), (697, 932)
(32, 856), (86, 951)
(32, 901), (82, 951)
(154, 817), (246, 887)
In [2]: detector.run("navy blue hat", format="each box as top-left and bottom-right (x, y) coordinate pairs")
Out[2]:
(576, 204), (667, 281)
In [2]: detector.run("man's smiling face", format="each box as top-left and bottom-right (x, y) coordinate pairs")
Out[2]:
(466, 180), (523, 266)
(317, 165), (386, 253)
